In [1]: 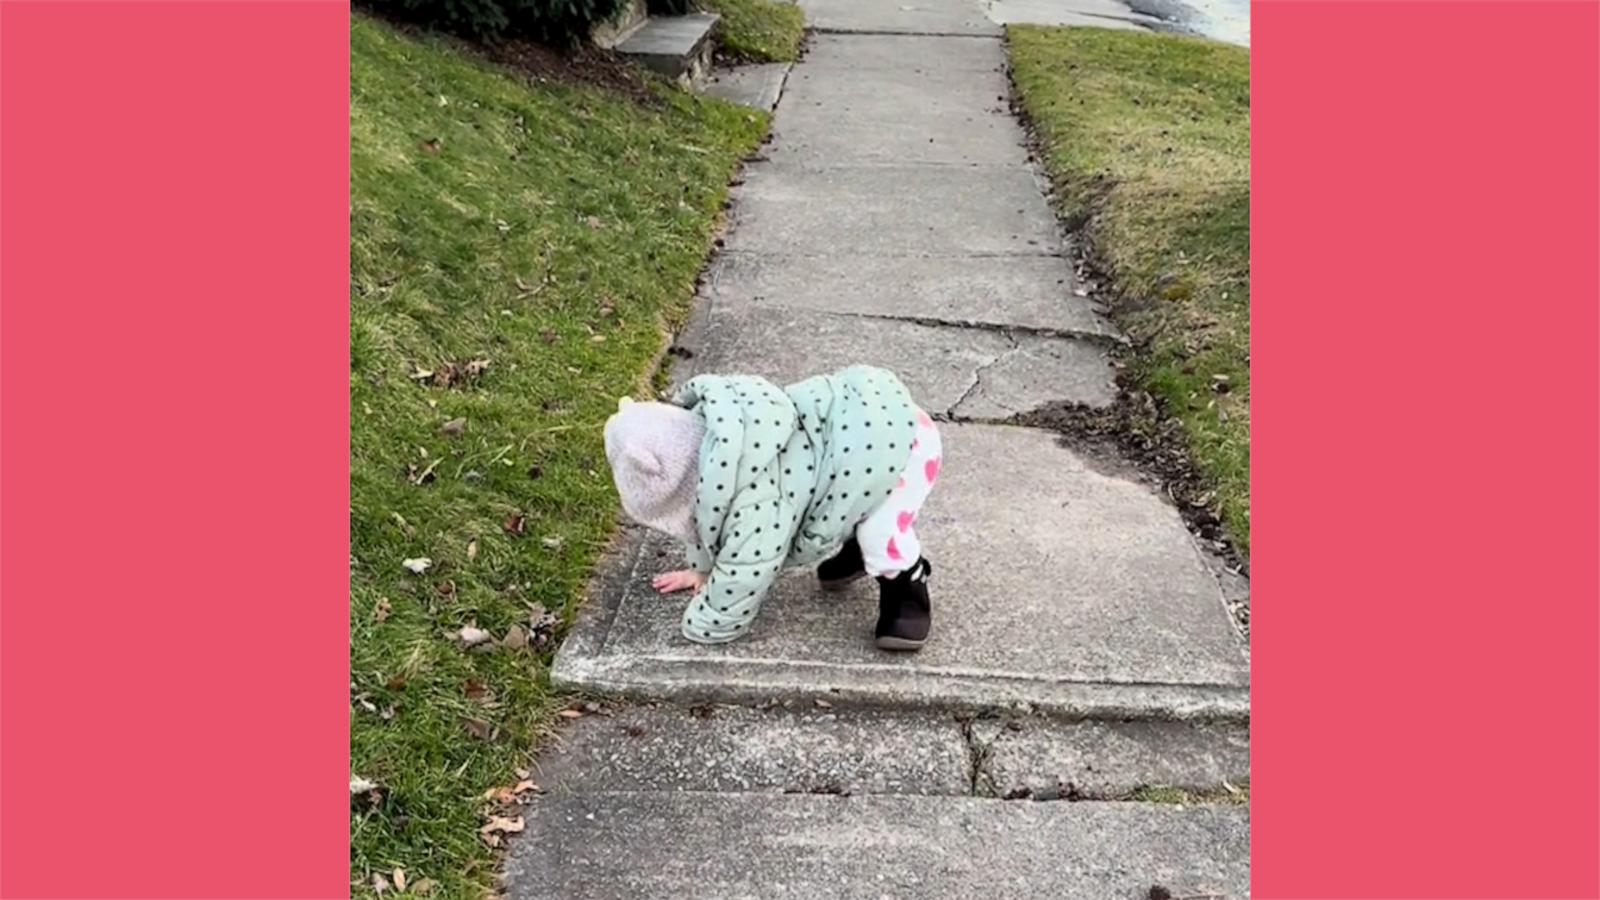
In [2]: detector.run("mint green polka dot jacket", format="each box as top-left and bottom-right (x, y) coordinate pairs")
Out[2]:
(671, 365), (920, 643)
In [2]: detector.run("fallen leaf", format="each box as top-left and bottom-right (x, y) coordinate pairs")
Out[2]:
(541, 536), (563, 550)
(590, 334), (606, 343)
(585, 215), (603, 229)
(435, 580), (456, 598)
(540, 330), (557, 344)
(466, 358), (491, 377)
(402, 557), (432, 575)
(420, 138), (441, 155)
(514, 779), (540, 795)
(386, 674), (407, 691)
(393, 868), (407, 892)
(374, 597), (392, 622)
(373, 872), (392, 895)
(500, 624), (528, 649)
(410, 367), (435, 380)
(351, 775), (377, 794)
(515, 767), (531, 779)
(527, 464), (544, 480)
(456, 625), (492, 646)
(411, 878), (437, 895)
(557, 709), (584, 719)
(814, 698), (833, 709)
(441, 417), (467, 436)
(503, 514), (526, 535)
(464, 679), (490, 701)
(466, 538), (479, 561)
(481, 815), (525, 834)
(461, 717), (496, 741)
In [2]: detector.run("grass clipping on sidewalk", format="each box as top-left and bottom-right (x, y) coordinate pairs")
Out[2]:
(1009, 27), (1250, 552)
(351, 15), (764, 898)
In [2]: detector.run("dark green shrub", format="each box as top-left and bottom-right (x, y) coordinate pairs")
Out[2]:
(372, 0), (631, 43)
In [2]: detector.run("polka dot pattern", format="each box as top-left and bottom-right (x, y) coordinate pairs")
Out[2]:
(671, 366), (920, 643)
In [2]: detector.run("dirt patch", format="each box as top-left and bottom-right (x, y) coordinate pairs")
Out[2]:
(480, 38), (660, 105)
(1019, 391), (1242, 569)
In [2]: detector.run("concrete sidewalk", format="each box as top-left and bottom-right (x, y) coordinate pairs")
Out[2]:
(508, 2), (1249, 896)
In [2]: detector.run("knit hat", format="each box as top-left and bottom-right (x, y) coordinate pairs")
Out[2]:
(603, 397), (705, 543)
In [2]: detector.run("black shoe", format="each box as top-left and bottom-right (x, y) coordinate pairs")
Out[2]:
(817, 538), (866, 591)
(875, 557), (932, 651)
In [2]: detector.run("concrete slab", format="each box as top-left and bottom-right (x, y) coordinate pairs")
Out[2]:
(725, 164), (1063, 256)
(703, 62), (791, 112)
(798, 0), (1000, 36)
(974, 718), (1251, 798)
(553, 424), (1249, 720)
(799, 32), (1008, 72)
(770, 64), (1025, 166)
(678, 303), (1116, 413)
(950, 332), (1118, 417)
(505, 793), (1250, 899)
(984, 0), (1162, 27)
(705, 252), (1115, 338)
(534, 705), (972, 795)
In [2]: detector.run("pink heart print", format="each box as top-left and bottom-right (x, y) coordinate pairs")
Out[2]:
(886, 536), (903, 562)
(896, 510), (915, 533)
(924, 457), (941, 485)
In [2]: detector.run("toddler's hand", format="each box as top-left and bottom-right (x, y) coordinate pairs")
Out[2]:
(652, 569), (707, 595)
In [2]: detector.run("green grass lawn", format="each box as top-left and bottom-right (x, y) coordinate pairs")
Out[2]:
(351, 15), (764, 897)
(1008, 27), (1251, 553)
(701, 0), (806, 62)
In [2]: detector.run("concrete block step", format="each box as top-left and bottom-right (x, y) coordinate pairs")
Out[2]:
(616, 12), (720, 82)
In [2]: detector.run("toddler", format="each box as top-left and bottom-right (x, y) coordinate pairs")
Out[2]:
(603, 365), (941, 650)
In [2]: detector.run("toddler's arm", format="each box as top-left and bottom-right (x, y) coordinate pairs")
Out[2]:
(681, 497), (793, 643)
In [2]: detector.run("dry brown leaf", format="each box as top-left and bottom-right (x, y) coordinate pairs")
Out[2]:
(814, 698), (833, 709)
(393, 868), (407, 892)
(515, 767), (531, 779)
(503, 514), (526, 535)
(500, 624), (528, 650)
(539, 329), (557, 344)
(480, 815), (525, 846)
(464, 679), (490, 702)
(441, 417), (467, 436)
(466, 538), (479, 561)
(585, 215), (603, 229)
(461, 717), (496, 741)
(513, 779), (540, 795)
(456, 625), (492, 646)
(374, 597), (392, 622)
(411, 878), (437, 896)
(557, 709), (584, 719)
(420, 138), (441, 155)
(373, 873), (392, 895)
(541, 536), (563, 550)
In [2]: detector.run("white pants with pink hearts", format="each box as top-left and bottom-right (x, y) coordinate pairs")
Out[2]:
(857, 409), (942, 578)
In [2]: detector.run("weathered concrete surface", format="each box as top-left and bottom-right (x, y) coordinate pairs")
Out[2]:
(983, 0), (1160, 27)
(725, 164), (1063, 256)
(677, 303), (1116, 413)
(705, 252), (1117, 338)
(703, 62), (791, 112)
(798, 0), (999, 36)
(769, 68), (1024, 167)
(800, 32), (1006, 72)
(533, 705), (972, 795)
(974, 718), (1250, 798)
(505, 793), (1249, 899)
(553, 424), (1249, 719)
